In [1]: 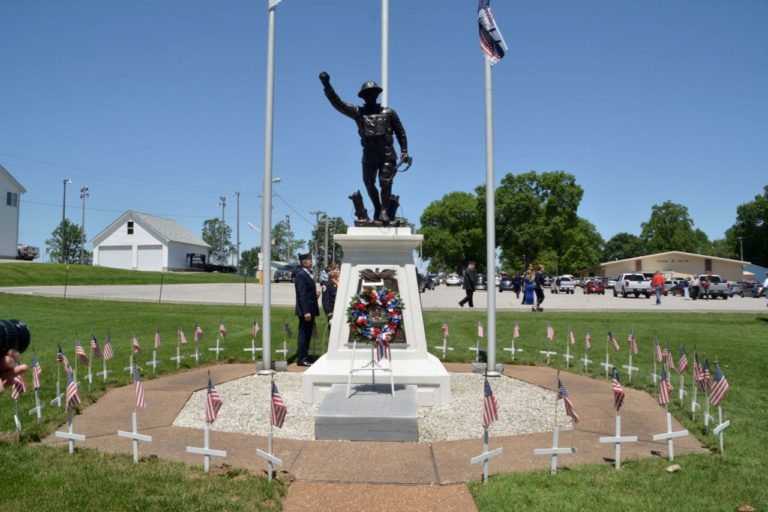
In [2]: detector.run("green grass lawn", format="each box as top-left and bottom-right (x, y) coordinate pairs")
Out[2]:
(1, 293), (766, 511)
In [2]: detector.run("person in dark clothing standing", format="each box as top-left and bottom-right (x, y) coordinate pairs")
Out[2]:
(459, 261), (478, 308)
(534, 264), (546, 312)
(511, 273), (523, 299)
(294, 252), (320, 366)
(321, 265), (339, 324)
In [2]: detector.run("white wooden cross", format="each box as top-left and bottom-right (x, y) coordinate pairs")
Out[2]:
(97, 359), (110, 382)
(503, 340), (522, 361)
(434, 337), (454, 360)
(50, 379), (64, 409)
(533, 427), (576, 475)
(208, 338), (225, 360)
(713, 405), (731, 454)
(581, 354), (593, 371)
(192, 346), (201, 365)
(563, 344), (574, 367)
(117, 411), (153, 464)
(145, 350), (160, 373)
(622, 354), (639, 381)
(678, 375), (687, 404)
(600, 353), (612, 379)
(690, 384), (700, 420)
(599, 416), (638, 470)
(539, 349), (557, 366)
(256, 447), (284, 482)
(276, 339), (288, 362)
(652, 411), (688, 461)
(55, 416), (87, 454)
(123, 355), (134, 375)
(186, 424), (227, 473)
(244, 338), (263, 361)
(14, 402), (22, 436)
(170, 346), (185, 368)
(28, 389), (44, 422)
(470, 430), (503, 483)
(86, 361), (93, 391)
(469, 338), (482, 363)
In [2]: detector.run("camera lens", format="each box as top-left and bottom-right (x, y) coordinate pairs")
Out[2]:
(0, 320), (31, 356)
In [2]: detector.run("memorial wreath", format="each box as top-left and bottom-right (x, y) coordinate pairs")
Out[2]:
(346, 287), (404, 360)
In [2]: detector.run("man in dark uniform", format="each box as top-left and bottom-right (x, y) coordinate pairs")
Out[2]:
(294, 252), (320, 366)
(534, 264), (546, 312)
(319, 71), (409, 223)
(459, 261), (477, 308)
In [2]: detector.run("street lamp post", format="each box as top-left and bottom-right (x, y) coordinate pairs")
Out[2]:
(218, 196), (227, 265)
(79, 186), (89, 264)
(61, 179), (72, 263)
(737, 236), (745, 279)
(233, 192), (240, 271)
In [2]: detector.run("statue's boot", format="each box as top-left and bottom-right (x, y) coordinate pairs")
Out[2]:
(379, 184), (392, 223)
(366, 185), (382, 222)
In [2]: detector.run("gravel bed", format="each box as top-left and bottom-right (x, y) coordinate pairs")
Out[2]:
(172, 372), (573, 442)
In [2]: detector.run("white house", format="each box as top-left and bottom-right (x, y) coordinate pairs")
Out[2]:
(91, 211), (210, 271)
(0, 164), (26, 259)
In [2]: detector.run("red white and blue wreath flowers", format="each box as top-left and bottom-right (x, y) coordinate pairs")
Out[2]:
(347, 287), (404, 360)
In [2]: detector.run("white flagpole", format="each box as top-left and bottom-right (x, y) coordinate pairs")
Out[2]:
(259, 0), (281, 375)
(381, 0), (389, 108)
(484, 58), (499, 377)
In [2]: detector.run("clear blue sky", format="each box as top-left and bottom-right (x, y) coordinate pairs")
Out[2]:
(2, 1), (766, 262)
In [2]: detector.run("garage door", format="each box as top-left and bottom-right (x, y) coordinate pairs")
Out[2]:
(137, 245), (163, 271)
(98, 246), (132, 269)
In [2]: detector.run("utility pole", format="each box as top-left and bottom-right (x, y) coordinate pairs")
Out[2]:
(61, 179), (72, 263)
(233, 192), (240, 271)
(323, 215), (330, 269)
(79, 186), (89, 264)
(218, 196), (227, 265)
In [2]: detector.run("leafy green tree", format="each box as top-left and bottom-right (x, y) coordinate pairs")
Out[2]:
(419, 191), (484, 273)
(307, 216), (347, 268)
(271, 217), (305, 262)
(725, 185), (768, 267)
(639, 201), (699, 253)
(709, 238), (738, 260)
(558, 218), (604, 275)
(45, 219), (91, 264)
(202, 218), (234, 265)
(602, 232), (645, 262)
(239, 247), (261, 273)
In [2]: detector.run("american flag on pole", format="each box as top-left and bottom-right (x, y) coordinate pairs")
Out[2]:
(513, 322), (520, 339)
(252, 321), (260, 338)
(178, 324), (188, 345)
(133, 365), (146, 409)
(271, 381), (287, 428)
(131, 332), (142, 354)
(154, 327), (161, 349)
(477, 321), (484, 338)
(478, 0), (508, 65)
(654, 337), (663, 362)
(585, 331), (592, 350)
(90, 334), (102, 359)
(75, 339), (89, 365)
(558, 379), (580, 424)
(659, 368), (671, 406)
(607, 331), (620, 351)
(31, 351), (42, 390)
(612, 368), (625, 412)
(709, 362), (730, 406)
(693, 351), (703, 384)
(441, 323), (449, 338)
(205, 375), (222, 423)
(219, 320), (227, 338)
(627, 331), (638, 354)
(102, 334), (114, 361)
(664, 342), (674, 370)
(701, 358), (712, 391)
(11, 369), (27, 400)
(546, 323), (555, 342)
(677, 345), (688, 374)
(65, 367), (81, 409)
(568, 327), (576, 345)
(283, 322), (292, 339)
(194, 323), (203, 343)
(482, 378), (499, 429)
(57, 343), (71, 371)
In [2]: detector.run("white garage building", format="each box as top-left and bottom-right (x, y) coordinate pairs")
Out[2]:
(0, 164), (26, 260)
(91, 211), (210, 271)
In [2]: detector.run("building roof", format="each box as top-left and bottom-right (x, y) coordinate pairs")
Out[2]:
(600, 250), (748, 267)
(91, 210), (210, 248)
(0, 164), (27, 194)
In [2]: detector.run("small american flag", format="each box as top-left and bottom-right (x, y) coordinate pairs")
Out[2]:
(178, 324), (188, 345)
(75, 339), (89, 365)
(546, 323), (555, 342)
(513, 322), (520, 339)
(102, 334), (114, 361)
(154, 327), (161, 349)
(612, 368), (625, 412)
(607, 331), (620, 351)
(477, 321), (484, 338)
(131, 332), (142, 354)
(693, 351), (703, 383)
(478, 0), (508, 65)
(568, 328), (576, 345)
(654, 337), (663, 362)
(709, 362), (730, 406)
(90, 335), (102, 359)
(205, 376), (222, 423)
(56, 342), (66, 364)
(65, 368), (81, 409)
(271, 381), (287, 428)
(664, 342), (674, 370)
(31, 351), (42, 390)
(194, 323), (203, 343)
(133, 365), (146, 409)
(11, 369), (27, 400)
(627, 331), (638, 354)
(584, 331), (592, 350)
(659, 369), (671, 406)
(283, 322), (292, 339)
(482, 378), (499, 429)
(558, 379), (580, 424)
(677, 345), (688, 374)
(701, 359), (712, 391)
(252, 321), (260, 338)
(219, 320), (227, 338)
(441, 323), (449, 338)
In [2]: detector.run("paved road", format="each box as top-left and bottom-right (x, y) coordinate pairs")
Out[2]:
(1, 282), (765, 312)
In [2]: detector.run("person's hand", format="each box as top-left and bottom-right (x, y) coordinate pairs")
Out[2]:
(319, 71), (330, 85)
(0, 349), (27, 396)
(304, 313), (312, 321)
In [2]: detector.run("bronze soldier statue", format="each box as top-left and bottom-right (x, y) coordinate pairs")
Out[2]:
(319, 71), (409, 224)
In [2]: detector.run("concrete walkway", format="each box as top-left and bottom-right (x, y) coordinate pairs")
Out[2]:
(42, 363), (706, 512)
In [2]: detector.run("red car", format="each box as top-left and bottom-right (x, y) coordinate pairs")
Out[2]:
(585, 280), (606, 295)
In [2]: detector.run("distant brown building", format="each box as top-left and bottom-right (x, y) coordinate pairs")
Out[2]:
(585, 251), (748, 282)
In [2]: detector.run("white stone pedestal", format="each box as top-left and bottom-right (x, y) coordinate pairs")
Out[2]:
(302, 226), (451, 406)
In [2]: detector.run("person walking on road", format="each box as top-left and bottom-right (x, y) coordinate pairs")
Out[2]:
(651, 271), (665, 305)
(534, 265), (546, 312)
(458, 261), (477, 308)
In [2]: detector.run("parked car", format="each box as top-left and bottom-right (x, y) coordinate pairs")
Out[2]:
(498, 275), (514, 292)
(613, 273), (652, 298)
(606, 277), (617, 289)
(584, 279), (606, 295)
(16, 244), (39, 261)
(273, 263), (300, 282)
(475, 274), (488, 290)
(445, 273), (462, 286)
(551, 275), (575, 294)
(429, 273), (442, 286)
(417, 272), (435, 292)
(736, 282), (763, 298)
(692, 274), (728, 300)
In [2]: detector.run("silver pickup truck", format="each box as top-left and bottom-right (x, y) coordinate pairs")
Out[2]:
(613, 273), (652, 298)
(693, 274), (729, 300)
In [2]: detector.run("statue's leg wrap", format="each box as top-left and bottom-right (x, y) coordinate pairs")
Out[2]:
(363, 162), (381, 217)
(378, 159), (397, 221)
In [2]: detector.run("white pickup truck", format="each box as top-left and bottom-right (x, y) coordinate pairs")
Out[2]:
(613, 273), (652, 298)
(16, 244), (40, 261)
(693, 274), (729, 300)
